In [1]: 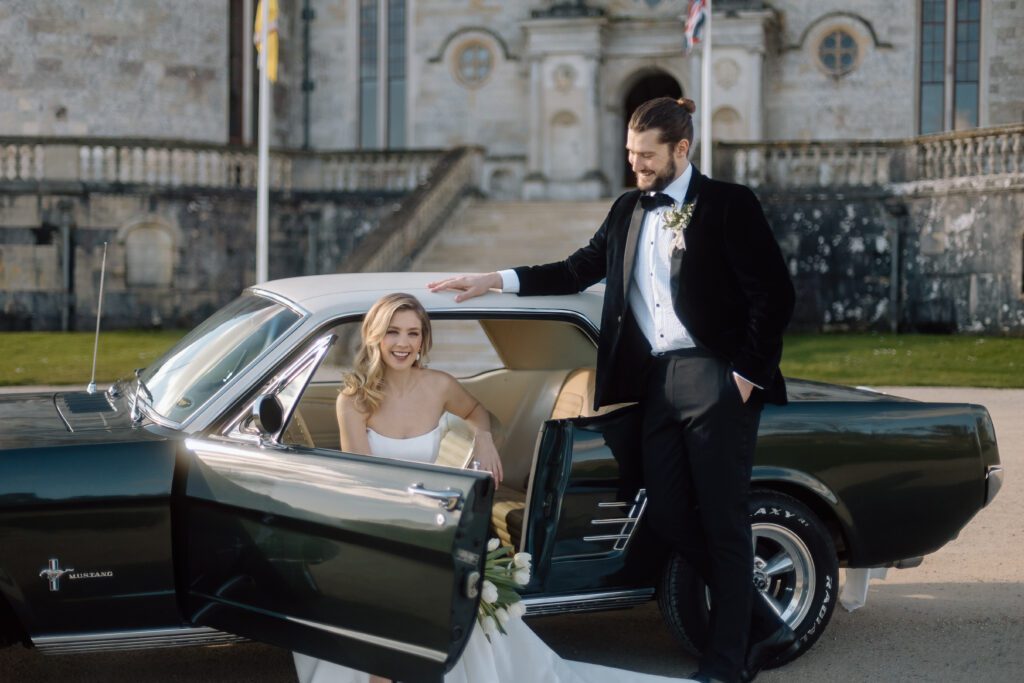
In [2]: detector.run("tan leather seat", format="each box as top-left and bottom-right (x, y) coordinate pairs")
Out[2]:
(492, 367), (629, 549)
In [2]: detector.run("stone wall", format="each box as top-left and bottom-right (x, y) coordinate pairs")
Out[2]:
(0, 0), (228, 142)
(986, 0), (1024, 126)
(764, 0), (916, 141)
(757, 176), (1024, 335)
(896, 176), (1024, 333)
(0, 189), (398, 331)
(761, 189), (895, 331)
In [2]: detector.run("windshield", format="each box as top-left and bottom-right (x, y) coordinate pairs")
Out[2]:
(139, 293), (302, 423)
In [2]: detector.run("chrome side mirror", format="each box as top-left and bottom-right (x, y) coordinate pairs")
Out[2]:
(251, 394), (284, 440)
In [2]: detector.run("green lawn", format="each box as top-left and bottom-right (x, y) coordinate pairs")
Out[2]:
(1, 330), (1022, 388)
(1, 330), (187, 387)
(781, 333), (1024, 388)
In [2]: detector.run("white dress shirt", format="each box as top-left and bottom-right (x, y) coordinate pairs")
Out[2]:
(629, 165), (695, 353)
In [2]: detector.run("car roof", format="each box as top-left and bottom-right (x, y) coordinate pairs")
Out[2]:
(251, 272), (606, 323)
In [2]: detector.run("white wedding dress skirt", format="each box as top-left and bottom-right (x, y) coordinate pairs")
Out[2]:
(294, 616), (692, 683)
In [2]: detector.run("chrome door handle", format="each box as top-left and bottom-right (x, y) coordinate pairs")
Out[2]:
(408, 483), (464, 511)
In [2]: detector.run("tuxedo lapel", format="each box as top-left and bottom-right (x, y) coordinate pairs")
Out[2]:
(620, 196), (645, 302)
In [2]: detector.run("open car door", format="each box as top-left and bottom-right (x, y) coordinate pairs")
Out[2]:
(172, 335), (493, 682)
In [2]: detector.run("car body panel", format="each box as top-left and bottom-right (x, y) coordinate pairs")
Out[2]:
(177, 438), (493, 680)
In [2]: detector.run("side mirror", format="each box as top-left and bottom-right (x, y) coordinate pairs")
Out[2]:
(251, 395), (284, 438)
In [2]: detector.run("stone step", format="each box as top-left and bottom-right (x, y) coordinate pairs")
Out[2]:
(412, 198), (610, 273)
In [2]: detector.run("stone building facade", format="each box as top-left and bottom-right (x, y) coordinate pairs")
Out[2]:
(2, 1), (1023, 333)
(5, 1), (1022, 196)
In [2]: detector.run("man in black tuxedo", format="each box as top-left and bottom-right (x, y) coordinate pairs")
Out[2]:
(429, 97), (796, 683)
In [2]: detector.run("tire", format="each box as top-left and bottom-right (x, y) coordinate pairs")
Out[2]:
(657, 489), (839, 666)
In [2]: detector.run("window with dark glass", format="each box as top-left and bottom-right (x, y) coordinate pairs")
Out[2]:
(953, 0), (980, 130)
(387, 0), (407, 147)
(919, 0), (946, 134)
(359, 0), (379, 148)
(818, 30), (858, 77)
(359, 0), (407, 148)
(918, 0), (982, 133)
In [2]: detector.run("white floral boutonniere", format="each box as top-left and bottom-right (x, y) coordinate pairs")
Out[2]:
(661, 201), (696, 251)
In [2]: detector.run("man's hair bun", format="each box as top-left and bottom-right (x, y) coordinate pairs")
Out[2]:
(677, 98), (697, 114)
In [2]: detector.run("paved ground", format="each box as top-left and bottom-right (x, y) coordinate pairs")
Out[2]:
(2, 387), (1020, 681)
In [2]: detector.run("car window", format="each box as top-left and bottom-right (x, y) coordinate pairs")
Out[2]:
(280, 315), (596, 453)
(312, 318), (505, 384)
(139, 293), (301, 424)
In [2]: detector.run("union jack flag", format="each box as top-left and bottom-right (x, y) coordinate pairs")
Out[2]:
(684, 0), (708, 55)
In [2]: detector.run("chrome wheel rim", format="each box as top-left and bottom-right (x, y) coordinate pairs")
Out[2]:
(751, 522), (816, 629)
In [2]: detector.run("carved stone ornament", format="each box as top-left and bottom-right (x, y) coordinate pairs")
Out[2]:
(553, 63), (577, 92)
(714, 58), (740, 90)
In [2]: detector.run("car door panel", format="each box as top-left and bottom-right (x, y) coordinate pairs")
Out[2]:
(174, 439), (493, 682)
(524, 406), (663, 595)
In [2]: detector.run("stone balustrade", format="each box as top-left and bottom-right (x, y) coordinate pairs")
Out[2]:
(717, 124), (1024, 189)
(0, 137), (444, 193)
(914, 124), (1024, 180)
(718, 140), (900, 189)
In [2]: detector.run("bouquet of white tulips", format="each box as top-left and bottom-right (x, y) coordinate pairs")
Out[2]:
(477, 537), (531, 640)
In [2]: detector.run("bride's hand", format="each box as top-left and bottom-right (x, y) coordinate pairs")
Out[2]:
(471, 433), (504, 488)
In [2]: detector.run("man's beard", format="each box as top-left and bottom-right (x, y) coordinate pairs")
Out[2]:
(638, 156), (677, 192)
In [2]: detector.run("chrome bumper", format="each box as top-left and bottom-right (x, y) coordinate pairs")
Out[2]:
(985, 465), (1004, 507)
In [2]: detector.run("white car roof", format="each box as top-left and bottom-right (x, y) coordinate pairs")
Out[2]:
(251, 272), (606, 324)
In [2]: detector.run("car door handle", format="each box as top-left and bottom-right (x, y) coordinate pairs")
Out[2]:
(407, 483), (464, 511)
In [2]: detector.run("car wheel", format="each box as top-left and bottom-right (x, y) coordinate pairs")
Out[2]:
(657, 489), (839, 666)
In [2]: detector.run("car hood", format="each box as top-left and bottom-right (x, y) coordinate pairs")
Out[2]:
(0, 391), (166, 450)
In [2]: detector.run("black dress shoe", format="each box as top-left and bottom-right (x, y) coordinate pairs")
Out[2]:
(740, 625), (800, 682)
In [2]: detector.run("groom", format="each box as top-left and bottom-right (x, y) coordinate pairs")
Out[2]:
(429, 97), (796, 683)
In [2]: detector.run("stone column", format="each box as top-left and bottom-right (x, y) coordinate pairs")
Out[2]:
(522, 10), (608, 200)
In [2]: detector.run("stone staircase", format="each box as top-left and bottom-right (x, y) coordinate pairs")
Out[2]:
(411, 199), (611, 272)
(410, 198), (611, 376)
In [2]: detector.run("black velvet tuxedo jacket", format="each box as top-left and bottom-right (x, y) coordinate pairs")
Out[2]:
(513, 168), (795, 408)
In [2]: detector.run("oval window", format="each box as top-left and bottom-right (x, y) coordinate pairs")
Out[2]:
(818, 29), (859, 77)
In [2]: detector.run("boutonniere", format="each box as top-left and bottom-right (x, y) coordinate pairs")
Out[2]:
(661, 201), (696, 251)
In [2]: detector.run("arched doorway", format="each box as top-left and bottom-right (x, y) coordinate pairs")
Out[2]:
(622, 72), (683, 187)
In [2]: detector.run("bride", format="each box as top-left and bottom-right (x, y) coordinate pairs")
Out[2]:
(294, 293), (690, 683)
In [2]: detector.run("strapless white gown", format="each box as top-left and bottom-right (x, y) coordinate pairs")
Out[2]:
(293, 415), (691, 683)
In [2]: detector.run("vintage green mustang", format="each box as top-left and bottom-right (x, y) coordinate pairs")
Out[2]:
(0, 273), (1004, 681)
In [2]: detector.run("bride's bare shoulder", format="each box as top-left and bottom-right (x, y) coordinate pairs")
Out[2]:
(336, 390), (369, 418)
(421, 367), (458, 388)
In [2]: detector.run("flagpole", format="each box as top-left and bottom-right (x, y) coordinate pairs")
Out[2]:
(256, 0), (270, 284)
(700, 0), (712, 177)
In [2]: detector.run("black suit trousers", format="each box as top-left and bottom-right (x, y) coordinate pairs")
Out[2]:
(642, 349), (780, 680)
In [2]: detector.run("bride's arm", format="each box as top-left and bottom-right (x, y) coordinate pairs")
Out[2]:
(336, 392), (372, 455)
(440, 373), (504, 487)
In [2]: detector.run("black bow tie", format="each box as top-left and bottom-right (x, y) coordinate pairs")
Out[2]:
(639, 192), (675, 211)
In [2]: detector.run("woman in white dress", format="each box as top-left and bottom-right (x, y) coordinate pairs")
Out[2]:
(294, 293), (691, 683)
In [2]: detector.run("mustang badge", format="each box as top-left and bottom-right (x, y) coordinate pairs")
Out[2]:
(39, 559), (114, 591)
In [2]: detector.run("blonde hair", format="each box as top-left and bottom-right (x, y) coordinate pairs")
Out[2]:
(342, 293), (432, 415)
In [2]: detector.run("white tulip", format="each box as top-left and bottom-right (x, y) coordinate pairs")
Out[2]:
(495, 607), (511, 626)
(487, 537), (500, 552)
(513, 568), (530, 585)
(508, 600), (527, 619)
(481, 580), (499, 604)
(481, 615), (498, 638)
(513, 552), (532, 569)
